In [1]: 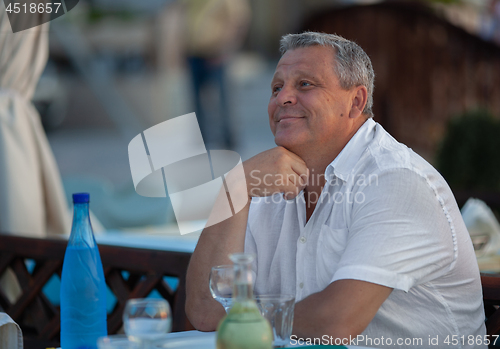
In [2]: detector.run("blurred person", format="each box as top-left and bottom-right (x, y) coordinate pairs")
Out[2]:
(0, 4), (70, 299)
(186, 32), (486, 348)
(181, 0), (251, 149)
(492, 0), (500, 44)
(480, 0), (500, 43)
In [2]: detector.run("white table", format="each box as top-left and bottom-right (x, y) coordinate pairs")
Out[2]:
(96, 226), (199, 253)
(157, 330), (374, 348)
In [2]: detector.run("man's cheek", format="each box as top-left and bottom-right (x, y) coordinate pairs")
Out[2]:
(268, 118), (277, 135)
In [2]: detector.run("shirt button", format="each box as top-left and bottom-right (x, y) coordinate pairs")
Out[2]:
(299, 236), (306, 243)
(299, 282), (304, 289)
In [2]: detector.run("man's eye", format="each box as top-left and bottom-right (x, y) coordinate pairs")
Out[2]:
(272, 86), (282, 93)
(300, 81), (311, 87)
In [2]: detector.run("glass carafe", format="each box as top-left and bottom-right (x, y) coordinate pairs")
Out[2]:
(216, 253), (273, 349)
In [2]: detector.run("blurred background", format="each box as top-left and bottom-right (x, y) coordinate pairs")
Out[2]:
(32, 0), (500, 232)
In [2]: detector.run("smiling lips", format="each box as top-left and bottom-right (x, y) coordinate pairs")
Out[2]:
(277, 116), (304, 122)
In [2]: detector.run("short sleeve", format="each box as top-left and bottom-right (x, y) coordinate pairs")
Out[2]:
(331, 168), (456, 292)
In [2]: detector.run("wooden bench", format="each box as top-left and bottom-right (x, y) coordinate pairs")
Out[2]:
(0, 233), (194, 348)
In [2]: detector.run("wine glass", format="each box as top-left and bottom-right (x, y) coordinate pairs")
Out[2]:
(123, 298), (172, 348)
(209, 265), (234, 313)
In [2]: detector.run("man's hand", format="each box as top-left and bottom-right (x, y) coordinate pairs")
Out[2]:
(244, 147), (309, 200)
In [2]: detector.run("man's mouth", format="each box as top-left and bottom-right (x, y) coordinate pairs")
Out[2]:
(277, 116), (304, 122)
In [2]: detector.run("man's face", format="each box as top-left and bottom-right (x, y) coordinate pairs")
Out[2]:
(268, 45), (357, 154)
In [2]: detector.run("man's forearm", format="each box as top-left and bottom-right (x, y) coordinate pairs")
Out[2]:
(185, 200), (251, 331)
(292, 279), (392, 340)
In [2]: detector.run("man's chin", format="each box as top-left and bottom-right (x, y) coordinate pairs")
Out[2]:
(275, 139), (301, 154)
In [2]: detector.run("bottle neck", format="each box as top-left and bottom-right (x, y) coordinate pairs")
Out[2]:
(233, 260), (253, 301)
(69, 202), (95, 247)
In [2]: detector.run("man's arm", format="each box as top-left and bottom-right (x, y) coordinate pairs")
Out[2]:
(185, 201), (250, 331)
(293, 279), (393, 339)
(185, 146), (308, 331)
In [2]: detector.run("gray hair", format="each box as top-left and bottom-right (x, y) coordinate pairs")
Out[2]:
(280, 31), (375, 118)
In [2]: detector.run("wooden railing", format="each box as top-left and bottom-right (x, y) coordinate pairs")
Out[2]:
(481, 274), (500, 348)
(0, 233), (194, 349)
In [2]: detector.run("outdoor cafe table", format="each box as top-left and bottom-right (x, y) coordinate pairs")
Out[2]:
(95, 224), (200, 253)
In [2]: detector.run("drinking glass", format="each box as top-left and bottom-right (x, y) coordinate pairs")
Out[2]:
(255, 294), (295, 348)
(209, 265), (234, 313)
(123, 298), (172, 348)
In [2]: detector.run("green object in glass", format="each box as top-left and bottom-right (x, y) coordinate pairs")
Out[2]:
(216, 253), (273, 349)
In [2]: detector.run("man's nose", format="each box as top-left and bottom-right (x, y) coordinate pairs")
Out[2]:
(275, 85), (297, 106)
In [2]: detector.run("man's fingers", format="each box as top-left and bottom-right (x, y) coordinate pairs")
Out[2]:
(279, 147), (308, 186)
(283, 186), (301, 200)
(291, 160), (308, 176)
(291, 164), (309, 189)
(282, 172), (305, 200)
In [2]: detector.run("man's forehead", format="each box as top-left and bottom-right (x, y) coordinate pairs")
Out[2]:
(272, 68), (317, 80)
(272, 46), (336, 78)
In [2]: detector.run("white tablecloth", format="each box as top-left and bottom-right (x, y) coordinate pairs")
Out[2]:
(96, 228), (199, 253)
(158, 330), (374, 348)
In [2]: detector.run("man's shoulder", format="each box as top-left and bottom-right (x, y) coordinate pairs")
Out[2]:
(359, 123), (437, 178)
(366, 124), (411, 170)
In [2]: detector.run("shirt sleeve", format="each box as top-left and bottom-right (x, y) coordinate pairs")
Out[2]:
(331, 168), (457, 292)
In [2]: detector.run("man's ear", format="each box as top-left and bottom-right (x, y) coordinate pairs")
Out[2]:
(349, 85), (368, 119)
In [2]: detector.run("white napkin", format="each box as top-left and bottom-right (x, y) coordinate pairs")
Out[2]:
(461, 198), (500, 257)
(0, 313), (22, 349)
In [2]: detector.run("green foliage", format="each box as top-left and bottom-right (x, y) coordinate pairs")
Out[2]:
(436, 110), (500, 191)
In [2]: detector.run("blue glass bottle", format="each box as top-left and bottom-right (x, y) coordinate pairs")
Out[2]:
(60, 193), (107, 349)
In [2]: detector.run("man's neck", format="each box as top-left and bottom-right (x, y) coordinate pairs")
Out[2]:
(300, 117), (368, 222)
(303, 157), (328, 223)
(302, 116), (368, 185)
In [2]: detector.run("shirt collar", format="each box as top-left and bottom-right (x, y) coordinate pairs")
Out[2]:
(326, 118), (376, 182)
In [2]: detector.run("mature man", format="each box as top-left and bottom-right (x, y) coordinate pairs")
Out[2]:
(186, 32), (486, 348)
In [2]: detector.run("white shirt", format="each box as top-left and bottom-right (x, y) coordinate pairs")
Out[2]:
(245, 118), (486, 348)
